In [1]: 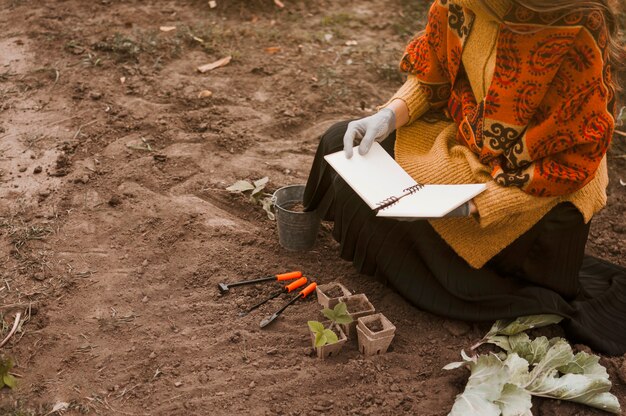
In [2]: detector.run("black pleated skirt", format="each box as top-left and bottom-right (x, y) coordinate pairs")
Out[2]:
(304, 120), (626, 356)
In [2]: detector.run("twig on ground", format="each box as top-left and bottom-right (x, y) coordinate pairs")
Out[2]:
(0, 302), (33, 311)
(0, 311), (22, 348)
(73, 119), (98, 140)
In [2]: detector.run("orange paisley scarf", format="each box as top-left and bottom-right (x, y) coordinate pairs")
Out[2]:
(400, 0), (616, 197)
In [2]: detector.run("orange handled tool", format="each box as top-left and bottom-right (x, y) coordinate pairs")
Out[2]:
(260, 282), (318, 328)
(218, 271), (302, 293)
(239, 277), (308, 317)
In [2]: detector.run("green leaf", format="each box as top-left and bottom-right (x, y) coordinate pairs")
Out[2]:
(443, 361), (467, 371)
(503, 353), (530, 386)
(2, 374), (16, 389)
(314, 331), (328, 347)
(449, 391), (501, 416)
(252, 177), (269, 195)
(260, 196), (275, 221)
(486, 335), (512, 352)
(323, 329), (339, 345)
(321, 307), (336, 322)
(322, 302), (353, 325)
(226, 180), (254, 193)
(557, 351), (608, 378)
(332, 302), (353, 324)
(496, 384), (532, 416)
(525, 340), (574, 386)
(486, 315), (563, 338)
(444, 351), (476, 370)
(528, 373), (617, 412)
(459, 318), (622, 416)
(334, 302), (348, 316)
(448, 354), (509, 416)
(523, 341), (621, 414)
(308, 320), (325, 334)
(580, 392), (622, 413)
(511, 334), (550, 366)
(333, 314), (354, 325)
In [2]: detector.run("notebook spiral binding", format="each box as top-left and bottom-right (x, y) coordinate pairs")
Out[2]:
(374, 183), (424, 213)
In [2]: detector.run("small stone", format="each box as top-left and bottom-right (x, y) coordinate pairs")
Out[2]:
(90, 91), (103, 100)
(249, 381), (255, 388)
(142, 259), (149, 266)
(215, 391), (225, 396)
(33, 166), (42, 174)
(443, 320), (471, 337)
(18, 166), (27, 172)
(142, 296), (149, 303)
(74, 174), (90, 184)
(612, 224), (626, 234)
(149, 352), (156, 359)
(33, 273), (46, 281)
(197, 90), (213, 99)
(174, 381), (182, 387)
(108, 195), (122, 207)
(266, 348), (278, 356)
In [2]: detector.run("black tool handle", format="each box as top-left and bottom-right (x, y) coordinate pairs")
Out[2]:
(228, 275), (274, 288)
(244, 290), (282, 314)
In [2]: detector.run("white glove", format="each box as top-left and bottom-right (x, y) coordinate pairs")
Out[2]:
(343, 108), (396, 158)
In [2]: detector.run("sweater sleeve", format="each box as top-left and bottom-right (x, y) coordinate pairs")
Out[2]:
(380, 75), (431, 124)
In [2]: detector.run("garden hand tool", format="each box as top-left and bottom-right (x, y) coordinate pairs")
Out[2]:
(259, 282), (317, 328)
(218, 271), (302, 294)
(239, 277), (308, 317)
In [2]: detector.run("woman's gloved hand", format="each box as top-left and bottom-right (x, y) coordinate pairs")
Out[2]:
(343, 108), (396, 158)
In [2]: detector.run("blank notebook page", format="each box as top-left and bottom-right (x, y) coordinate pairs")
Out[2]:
(324, 142), (486, 218)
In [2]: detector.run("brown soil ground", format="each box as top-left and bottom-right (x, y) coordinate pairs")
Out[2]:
(1, 0), (625, 415)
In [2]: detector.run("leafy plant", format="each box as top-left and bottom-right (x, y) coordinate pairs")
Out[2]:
(307, 302), (353, 348)
(308, 320), (339, 348)
(322, 301), (353, 325)
(444, 315), (621, 415)
(0, 356), (17, 389)
(226, 177), (274, 220)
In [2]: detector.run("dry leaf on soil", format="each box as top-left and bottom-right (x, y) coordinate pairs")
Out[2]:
(197, 56), (232, 73)
(264, 46), (281, 54)
(274, 0), (285, 8)
(159, 26), (176, 32)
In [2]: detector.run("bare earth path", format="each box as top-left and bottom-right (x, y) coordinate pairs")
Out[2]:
(1, 1), (625, 415)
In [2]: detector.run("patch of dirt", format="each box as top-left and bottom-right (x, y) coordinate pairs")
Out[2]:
(365, 318), (384, 333)
(0, 0), (624, 415)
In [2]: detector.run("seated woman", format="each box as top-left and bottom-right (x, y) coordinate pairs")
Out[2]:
(303, 0), (626, 355)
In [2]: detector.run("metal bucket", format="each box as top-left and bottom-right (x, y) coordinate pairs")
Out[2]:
(273, 184), (320, 251)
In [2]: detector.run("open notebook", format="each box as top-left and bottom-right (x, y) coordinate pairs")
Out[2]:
(324, 142), (486, 219)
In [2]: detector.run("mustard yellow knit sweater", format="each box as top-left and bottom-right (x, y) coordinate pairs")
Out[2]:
(385, 0), (609, 268)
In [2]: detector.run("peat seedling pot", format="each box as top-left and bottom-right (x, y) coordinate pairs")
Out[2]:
(356, 313), (396, 356)
(337, 294), (375, 339)
(273, 184), (321, 251)
(310, 323), (348, 359)
(316, 282), (352, 309)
